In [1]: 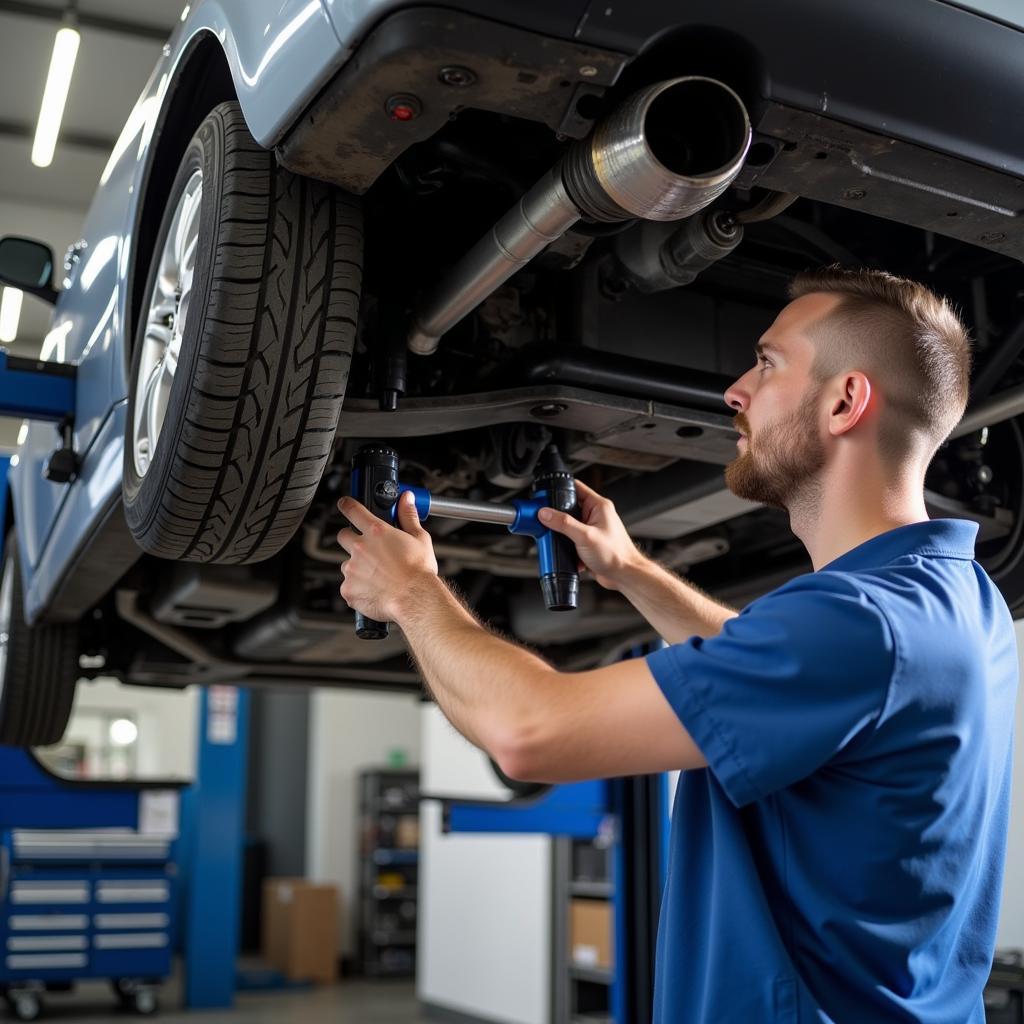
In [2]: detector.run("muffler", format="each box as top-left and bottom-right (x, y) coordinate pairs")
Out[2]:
(408, 76), (752, 355)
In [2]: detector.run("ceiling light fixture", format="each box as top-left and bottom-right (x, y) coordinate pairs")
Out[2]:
(31, 5), (81, 169)
(0, 288), (23, 343)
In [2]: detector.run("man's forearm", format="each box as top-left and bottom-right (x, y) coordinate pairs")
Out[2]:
(615, 555), (737, 643)
(393, 575), (556, 756)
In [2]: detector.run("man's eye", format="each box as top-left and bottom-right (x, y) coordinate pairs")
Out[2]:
(757, 356), (772, 371)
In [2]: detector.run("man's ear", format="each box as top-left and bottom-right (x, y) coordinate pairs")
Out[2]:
(828, 371), (873, 438)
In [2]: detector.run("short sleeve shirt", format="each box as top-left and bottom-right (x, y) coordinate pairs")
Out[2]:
(646, 519), (1018, 1024)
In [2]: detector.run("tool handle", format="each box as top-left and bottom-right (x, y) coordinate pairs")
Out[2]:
(351, 446), (401, 640)
(532, 446), (580, 611)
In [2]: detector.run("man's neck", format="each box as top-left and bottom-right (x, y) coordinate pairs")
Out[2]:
(788, 460), (929, 571)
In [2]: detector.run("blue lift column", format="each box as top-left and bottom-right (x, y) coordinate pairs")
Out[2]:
(180, 686), (250, 1009)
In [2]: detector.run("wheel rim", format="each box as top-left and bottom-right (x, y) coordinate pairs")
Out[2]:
(133, 168), (202, 479)
(0, 546), (14, 705)
(14, 995), (38, 1020)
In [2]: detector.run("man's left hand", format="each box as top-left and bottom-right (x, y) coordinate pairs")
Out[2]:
(336, 492), (439, 623)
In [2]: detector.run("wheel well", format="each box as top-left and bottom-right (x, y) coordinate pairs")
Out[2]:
(127, 34), (236, 364)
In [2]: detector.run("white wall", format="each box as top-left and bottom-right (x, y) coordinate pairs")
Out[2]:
(997, 620), (1024, 950)
(417, 705), (551, 1024)
(305, 689), (423, 956)
(53, 676), (198, 781)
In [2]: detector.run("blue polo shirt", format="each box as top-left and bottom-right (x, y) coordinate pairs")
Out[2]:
(646, 518), (1017, 1024)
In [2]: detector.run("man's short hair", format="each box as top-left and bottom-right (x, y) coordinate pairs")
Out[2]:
(788, 266), (972, 467)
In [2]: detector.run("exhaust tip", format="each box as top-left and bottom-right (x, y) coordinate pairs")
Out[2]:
(564, 76), (752, 223)
(643, 78), (751, 181)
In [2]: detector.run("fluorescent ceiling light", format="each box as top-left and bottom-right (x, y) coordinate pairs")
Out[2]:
(16, 422), (28, 446)
(32, 25), (81, 169)
(0, 287), (23, 343)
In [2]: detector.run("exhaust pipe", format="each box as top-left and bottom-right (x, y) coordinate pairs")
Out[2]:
(408, 76), (752, 355)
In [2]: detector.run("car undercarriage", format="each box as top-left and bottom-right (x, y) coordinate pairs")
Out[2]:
(86, 83), (1024, 692)
(9, 3), (1020, 704)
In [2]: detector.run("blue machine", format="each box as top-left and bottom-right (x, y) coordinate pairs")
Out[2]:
(0, 692), (249, 1021)
(0, 352), (249, 1014)
(0, 354), (179, 1017)
(0, 749), (178, 1019)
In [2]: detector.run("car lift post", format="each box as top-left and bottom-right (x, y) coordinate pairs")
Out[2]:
(179, 686), (250, 1009)
(0, 349), (250, 1010)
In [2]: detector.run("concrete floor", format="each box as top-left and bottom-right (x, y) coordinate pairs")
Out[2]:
(10, 978), (427, 1022)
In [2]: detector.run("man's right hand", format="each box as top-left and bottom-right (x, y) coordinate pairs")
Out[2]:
(538, 479), (644, 591)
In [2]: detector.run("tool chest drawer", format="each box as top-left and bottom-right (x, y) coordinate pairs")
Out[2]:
(0, 829), (177, 982)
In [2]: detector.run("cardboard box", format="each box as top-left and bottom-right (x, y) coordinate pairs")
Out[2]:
(262, 878), (339, 984)
(569, 898), (613, 971)
(395, 815), (420, 849)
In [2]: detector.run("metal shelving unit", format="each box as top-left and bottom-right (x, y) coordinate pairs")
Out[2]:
(569, 881), (613, 899)
(554, 834), (616, 1022)
(357, 769), (420, 977)
(552, 771), (669, 1023)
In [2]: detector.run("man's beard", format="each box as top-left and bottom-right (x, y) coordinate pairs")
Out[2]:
(724, 387), (827, 511)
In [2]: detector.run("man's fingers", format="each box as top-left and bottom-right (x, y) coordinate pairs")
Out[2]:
(540, 507), (591, 542)
(572, 478), (610, 507)
(337, 496), (379, 532)
(397, 491), (426, 535)
(336, 527), (360, 554)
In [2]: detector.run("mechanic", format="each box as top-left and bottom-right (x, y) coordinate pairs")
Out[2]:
(336, 265), (1017, 1023)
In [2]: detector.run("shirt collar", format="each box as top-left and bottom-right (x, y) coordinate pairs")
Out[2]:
(820, 518), (980, 573)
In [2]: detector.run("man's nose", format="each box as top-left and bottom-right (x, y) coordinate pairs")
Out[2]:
(724, 373), (751, 412)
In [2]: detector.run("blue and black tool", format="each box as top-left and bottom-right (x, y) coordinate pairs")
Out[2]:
(349, 444), (580, 639)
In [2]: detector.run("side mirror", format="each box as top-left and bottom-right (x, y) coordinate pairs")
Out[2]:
(0, 237), (58, 305)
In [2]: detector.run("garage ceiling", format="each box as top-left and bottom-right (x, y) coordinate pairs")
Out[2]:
(0, 0), (184, 449)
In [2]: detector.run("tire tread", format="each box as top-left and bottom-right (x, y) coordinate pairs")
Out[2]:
(0, 532), (78, 747)
(125, 101), (362, 564)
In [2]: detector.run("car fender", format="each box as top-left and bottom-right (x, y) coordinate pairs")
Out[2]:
(172, 0), (346, 149)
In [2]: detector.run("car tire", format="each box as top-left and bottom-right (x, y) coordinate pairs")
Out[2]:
(0, 530), (80, 747)
(488, 756), (548, 801)
(123, 100), (362, 564)
(973, 415), (1024, 616)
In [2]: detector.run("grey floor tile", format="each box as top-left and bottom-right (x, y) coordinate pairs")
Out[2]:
(5, 977), (426, 1022)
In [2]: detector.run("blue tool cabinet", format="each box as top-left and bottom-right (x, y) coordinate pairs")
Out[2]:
(0, 828), (176, 1018)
